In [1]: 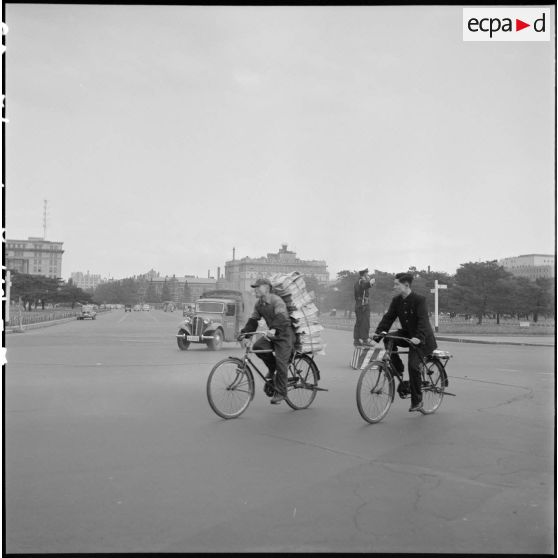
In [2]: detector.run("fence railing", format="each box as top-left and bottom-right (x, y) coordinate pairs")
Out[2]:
(6, 307), (110, 327)
(318, 313), (555, 335)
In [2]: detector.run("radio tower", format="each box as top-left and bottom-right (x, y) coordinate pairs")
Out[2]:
(43, 199), (48, 239)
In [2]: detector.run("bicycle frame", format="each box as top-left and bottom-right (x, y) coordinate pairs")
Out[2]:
(238, 331), (325, 392)
(377, 333), (454, 397)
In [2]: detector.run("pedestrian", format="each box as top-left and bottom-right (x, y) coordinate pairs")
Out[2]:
(373, 272), (438, 412)
(353, 268), (375, 346)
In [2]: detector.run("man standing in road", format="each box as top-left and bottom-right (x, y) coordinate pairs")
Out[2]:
(354, 268), (375, 346)
(373, 272), (438, 412)
(238, 278), (295, 405)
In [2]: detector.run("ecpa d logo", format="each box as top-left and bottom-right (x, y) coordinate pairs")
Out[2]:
(463, 8), (550, 41)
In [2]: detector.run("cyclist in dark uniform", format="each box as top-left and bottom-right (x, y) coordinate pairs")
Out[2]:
(238, 278), (295, 405)
(373, 272), (438, 412)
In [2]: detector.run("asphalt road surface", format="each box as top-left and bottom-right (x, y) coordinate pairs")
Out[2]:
(4, 309), (555, 553)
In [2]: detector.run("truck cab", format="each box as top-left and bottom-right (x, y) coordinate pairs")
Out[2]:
(176, 290), (252, 351)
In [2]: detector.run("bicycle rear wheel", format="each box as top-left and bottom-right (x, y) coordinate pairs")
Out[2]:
(207, 358), (255, 419)
(356, 361), (394, 424)
(420, 359), (445, 414)
(285, 353), (319, 410)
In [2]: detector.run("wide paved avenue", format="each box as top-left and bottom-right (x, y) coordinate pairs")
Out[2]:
(4, 309), (555, 553)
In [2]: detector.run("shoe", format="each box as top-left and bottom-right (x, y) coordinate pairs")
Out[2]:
(270, 394), (286, 405)
(409, 401), (423, 412)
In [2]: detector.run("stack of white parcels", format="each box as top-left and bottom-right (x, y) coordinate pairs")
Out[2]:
(269, 271), (326, 355)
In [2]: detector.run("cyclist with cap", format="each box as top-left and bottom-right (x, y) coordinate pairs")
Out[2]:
(238, 278), (295, 405)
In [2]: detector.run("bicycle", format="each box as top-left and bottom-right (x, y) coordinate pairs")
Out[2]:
(206, 331), (328, 419)
(356, 332), (455, 424)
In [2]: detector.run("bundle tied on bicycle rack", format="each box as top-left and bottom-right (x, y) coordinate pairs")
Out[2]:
(269, 271), (326, 355)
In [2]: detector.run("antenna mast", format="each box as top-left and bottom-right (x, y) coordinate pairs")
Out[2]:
(43, 199), (48, 239)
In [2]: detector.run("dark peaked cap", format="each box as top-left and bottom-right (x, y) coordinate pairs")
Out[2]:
(251, 278), (272, 288)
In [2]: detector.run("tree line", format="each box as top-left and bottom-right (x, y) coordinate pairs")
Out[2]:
(8, 271), (93, 310)
(318, 261), (554, 324)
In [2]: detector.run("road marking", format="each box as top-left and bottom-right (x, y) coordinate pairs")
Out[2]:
(117, 314), (128, 323)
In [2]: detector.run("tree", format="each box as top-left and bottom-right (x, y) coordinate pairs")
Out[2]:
(183, 282), (192, 303)
(161, 279), (171, 302)
(451, 261), (512, 324)
(144, 280), (157, 303)
(335, 270), (359, 317)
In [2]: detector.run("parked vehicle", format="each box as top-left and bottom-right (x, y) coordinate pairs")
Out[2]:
(124, 304), (132, 312)
(176, 290), (252, 351)
(77, 304), (97, 320)
(133, 305), (141, 311)
(142, 304), (151, 311)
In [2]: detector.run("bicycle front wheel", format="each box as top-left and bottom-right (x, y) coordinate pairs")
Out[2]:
(420, 359), (446, 414)
(356, 361), (394, 424)
(285, 353), (319, 410)
(207, 358), (255, 419)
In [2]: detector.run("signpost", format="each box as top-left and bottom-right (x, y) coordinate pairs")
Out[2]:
(430, 279), (447, 333)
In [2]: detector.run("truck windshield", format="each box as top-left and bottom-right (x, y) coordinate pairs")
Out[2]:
(196, 302), (225, 313)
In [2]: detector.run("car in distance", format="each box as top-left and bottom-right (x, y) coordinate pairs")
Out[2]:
(124, 304), (132, 312)
(77, 304), (97, 320)
(142, 304), (151, 311)
(133, 304), (141, 311)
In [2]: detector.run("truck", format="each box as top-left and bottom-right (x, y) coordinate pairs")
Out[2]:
(176, 290), (253, 351)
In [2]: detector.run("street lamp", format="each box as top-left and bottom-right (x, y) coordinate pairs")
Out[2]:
(430, 279), (447, 333)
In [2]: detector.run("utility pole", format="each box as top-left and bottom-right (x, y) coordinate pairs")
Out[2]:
(430, 279), (447, 333)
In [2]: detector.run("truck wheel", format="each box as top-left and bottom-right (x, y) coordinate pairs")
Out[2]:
(177, 330), (190, 351)
(208, 329), (223, 351)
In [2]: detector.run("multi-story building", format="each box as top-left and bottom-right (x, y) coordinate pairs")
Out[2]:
(142, 274), (217, 304)
(70, 271), (105, 291)
(5, 237), (64, 278)
(498, 254), (555, 281)
(223, 244), (329, 292)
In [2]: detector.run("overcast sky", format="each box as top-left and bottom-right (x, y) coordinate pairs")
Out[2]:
(5, 4), (555, 281)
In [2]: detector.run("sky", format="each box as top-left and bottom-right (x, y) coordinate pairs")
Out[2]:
(3, 4), (555, 281)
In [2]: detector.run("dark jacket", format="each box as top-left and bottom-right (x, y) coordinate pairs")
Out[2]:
(375, 291), (437, 354)
(241, 293), (292, 336)
(354, 278), (373, 307)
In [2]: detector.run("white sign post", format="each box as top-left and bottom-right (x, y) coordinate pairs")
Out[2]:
(430, 279), (447, 333)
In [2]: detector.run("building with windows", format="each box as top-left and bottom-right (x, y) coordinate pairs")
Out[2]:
(142, 274), (217, 304)
(70, 271), (105, 291)
(498, 254), (555, 281)
(223, 244), (329, 293)
(5, 237), (64, 278)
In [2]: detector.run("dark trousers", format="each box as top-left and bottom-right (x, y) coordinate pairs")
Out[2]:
(354, 304), (370, 341)
(384, 330), (424, 405)
(252, 328), (295, 397)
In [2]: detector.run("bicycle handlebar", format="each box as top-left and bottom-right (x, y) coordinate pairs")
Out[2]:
(375, 332), (418, 345)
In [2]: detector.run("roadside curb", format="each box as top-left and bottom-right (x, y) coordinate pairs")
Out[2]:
(4, 316), (81, 333)
(322, 326), (554, 348)
(435, 336), (554, 348)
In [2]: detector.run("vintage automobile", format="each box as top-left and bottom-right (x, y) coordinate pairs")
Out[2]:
(124, 304), (132, 312)
(176, 290), (252, 351)
(77, 304), (97, 320)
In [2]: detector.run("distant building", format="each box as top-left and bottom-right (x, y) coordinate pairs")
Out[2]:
(5, 237), (64, 278)
(498, 254), (555, 281)
(223, 244), (329, 292)
(142, 275), (217, 304)
(70, 271), (105, 291)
